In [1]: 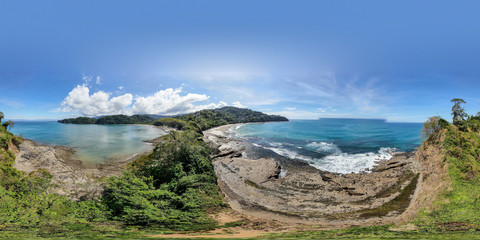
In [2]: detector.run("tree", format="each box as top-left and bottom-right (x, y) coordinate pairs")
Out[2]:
(6, 120), (15, 131)
(421, 116), (441, 138)
(0, 111), (4, 122)
(451, 98), (468, 125)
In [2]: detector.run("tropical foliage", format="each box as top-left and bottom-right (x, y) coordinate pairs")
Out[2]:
(177, 106), (288, 130)
(1, 110), (225, 234)
(102, 129), (223, 230)
(59, 107), (289, 130)
(58, 114), (156, 124)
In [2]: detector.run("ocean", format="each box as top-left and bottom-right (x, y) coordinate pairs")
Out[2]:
(10, 119), (423, 173)
(11, 121), (164, 165)
(231, 118), (424, 174)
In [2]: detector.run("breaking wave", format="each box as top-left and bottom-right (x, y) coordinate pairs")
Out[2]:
(261, 144), (395, 174)
(305, 141), (341, 154)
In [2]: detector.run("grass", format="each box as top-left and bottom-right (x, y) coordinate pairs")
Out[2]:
(268, 225), (480, 239)
(415, 125), (480, 231)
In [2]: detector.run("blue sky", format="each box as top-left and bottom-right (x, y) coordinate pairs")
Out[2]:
(1, 0), (480, 122)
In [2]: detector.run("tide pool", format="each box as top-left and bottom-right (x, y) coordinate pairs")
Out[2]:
(11, 121), (164, 165)
(232, 118), (424, 174)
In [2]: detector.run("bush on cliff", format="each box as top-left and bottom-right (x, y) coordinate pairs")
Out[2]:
(0, 113), (107, 231)
(417, 101), (480, 231)
(101, 130), (222, 230)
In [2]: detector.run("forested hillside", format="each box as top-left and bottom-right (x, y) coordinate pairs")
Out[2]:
(58, 114), (156, 124)
(155, 106), (288, 130)
(58, 107), (289, 131)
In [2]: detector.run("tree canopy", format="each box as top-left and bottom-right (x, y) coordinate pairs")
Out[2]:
(58, 115), (156, 124)
(451, 98), (468, 125)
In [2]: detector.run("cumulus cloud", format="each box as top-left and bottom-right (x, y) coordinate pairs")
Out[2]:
(285, 107), (296, 111)
(132, 87), (227, 115)
(60, 84), (133, 116)
(232, 101), (246, 108)
(60, 85), (227, 117)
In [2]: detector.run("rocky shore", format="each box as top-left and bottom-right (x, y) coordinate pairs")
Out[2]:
(204, 124), (427, 226)
(14, 138), (158, 200)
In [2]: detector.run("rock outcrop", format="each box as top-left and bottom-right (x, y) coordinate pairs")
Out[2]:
(205, 124), (425, 225)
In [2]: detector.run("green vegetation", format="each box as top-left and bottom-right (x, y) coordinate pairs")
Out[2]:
(2, 107), (285, 237)
(1, 111), (224, 237)
(451, 98), (468, 125)
(0, 113), (110, 235)
(269, 225), (480, 239)
(57, 116), (97, 124)
(421, 116), (443, 138)
(102, 129), (223, 230)
(58, 114), (156, 124)
(59, 107), (288, 131)
(177, 106), (288, 130)
(415, 98), (480, 231)
(153, 118), (188, 130)
(152, 107), (288, 131)
(5, 100), (480, 238)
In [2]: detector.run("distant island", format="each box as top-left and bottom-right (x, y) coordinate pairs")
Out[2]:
(58, 106), (289, 130)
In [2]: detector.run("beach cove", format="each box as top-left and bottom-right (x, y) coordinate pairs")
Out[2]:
(10, 121), (167, 198)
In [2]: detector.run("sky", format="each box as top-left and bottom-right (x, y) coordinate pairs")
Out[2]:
(1, 0), (480, 122)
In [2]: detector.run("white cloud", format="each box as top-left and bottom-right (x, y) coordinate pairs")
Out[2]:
(285, 107), (296, 111)
(96, 76), (102, 85)
(118, 86), (124, 90)
(232, 101), (246, 108)
(60, 85), (227, 117)
(132, 87), (226, 115)
(60, 84), (133, 116)
(82, 75), (92, 84)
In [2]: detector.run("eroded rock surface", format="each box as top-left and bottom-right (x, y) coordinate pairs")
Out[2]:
(205, 124), (420, 224)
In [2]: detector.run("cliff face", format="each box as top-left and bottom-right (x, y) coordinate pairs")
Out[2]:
(400, 130), (451, 222)
(413, 124), (480, 230)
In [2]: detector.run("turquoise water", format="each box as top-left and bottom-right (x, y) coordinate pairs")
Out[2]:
(11, 121), (164, 165)
(233, 119), (423, 174)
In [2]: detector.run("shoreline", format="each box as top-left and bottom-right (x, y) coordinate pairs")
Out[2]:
(204, 123), (423, 226)
(14, 125), (169, 200)
(213, 123), (414, 174)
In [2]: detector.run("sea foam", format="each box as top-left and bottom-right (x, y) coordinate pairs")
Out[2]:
(262, 144), (395, 174)
(305, 141), (341, 154)
(310, 147), (395, 174)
